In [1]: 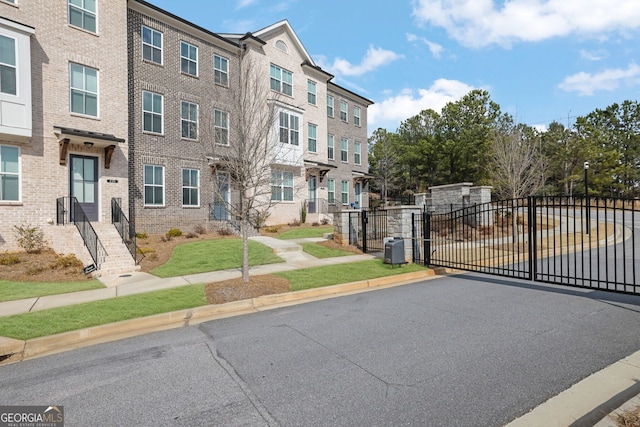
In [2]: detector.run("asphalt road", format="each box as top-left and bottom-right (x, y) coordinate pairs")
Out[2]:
(2, 274), (640, 426)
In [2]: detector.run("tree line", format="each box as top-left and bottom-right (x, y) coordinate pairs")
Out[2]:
(369, 89), (640, 200)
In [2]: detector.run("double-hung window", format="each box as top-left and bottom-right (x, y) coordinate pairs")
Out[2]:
(0, 35), (17, 95)
(182, 168), (199, 207)
(181, 101), (198, 140)
(341, 138), (348, 162)
(341, 180), (349, 204)
(144, 165), (164, 206)
(354, 141), (361, 165)
(142, 26), (162, 64)
(70, 63), (98, 117)
(214, 54), (228, 86)
(279, 111), (299, 145)
(354, 106), (361, 127)
(307, 123), (317, 153)
(180, 41), (197, 76)
(68, 0), (96, 33)
(340, 101), (348, 122)
(327, 134), (334, 160)
(271, 169), (294, 202)
(214, 109), (229, 145)
(270, 64), (292, 96)
(0, 145), (19, 201)
(307, 80), (317, 105)
(327, 179), (335, 204)
(327, 95), (334, 117)
(142, 90), (163, 134)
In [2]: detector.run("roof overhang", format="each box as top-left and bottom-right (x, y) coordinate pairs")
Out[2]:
(304, 160), (336, 181)
(352, 170), (375, 184)
(54, 126), (124, 169)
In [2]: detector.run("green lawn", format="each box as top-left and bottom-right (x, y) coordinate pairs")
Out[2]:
(0, 285), (207, 340)
(150, 239), (284, 277)
(0, 280), (104, 303)
(276, 226), (333, 240)
(301, 242), (354, 258)
(0, 260), (429, 340)
(276, 259), (428, 292)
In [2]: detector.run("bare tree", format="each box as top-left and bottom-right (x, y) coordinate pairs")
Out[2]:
(209, 53), (303, 282)
(490, 124), (546, 199)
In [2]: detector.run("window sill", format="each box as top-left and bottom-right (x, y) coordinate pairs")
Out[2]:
(0, 201), (22, 206)
(70, 112), (100, 121)
(142, 131), (164, 137)
(182, 205), (200, 209)
(1, 0), (18, 8)
(142, 59), (163, 67)
(180, 72), (199, 79)
(67, 24), (99, 37)
(143, 205), (165, 208)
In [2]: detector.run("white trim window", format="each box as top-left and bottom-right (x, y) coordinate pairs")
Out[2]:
(181, 101), (198, 140)
(327, 134), (334, 160)
(270, 64), (292, 96)
(214, 109), (229, 146)
(307, 123), (317, 153)
(0, 34), (17, 95)
(70, 63), (98, 117)
(341, 137), (348, 162)
(214, 54), (228, 86)
(279, 111), (299, 146)
(271, 169), (294, 202)
(142, 26), (162, 65)
(143, 164), (164, 206)
(327, 178), (335, 204)
(341, 180), (349, 204)
(354, 106), (361, 127)
(180, 41), (198, 76)
(68, 0), (96, 33)
(327, 95), (334, 117)
(354, 141), (361, 165)
(340, 100), (348, 122)
(307, 80), (316, 105)
(182, 168), (199, 207)
(0, 145), (19, 201)
(142, 90), (163, 134)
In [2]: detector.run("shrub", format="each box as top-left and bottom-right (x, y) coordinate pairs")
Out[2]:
(300, 200), (307, 224)
(217, 228), (233, 236)
(193, 224), (206, 235)
(288, 219), (301, 227)
(0, 252), (20, 266)
(137, 247), (156, 255)
(264, 225), (280, 233)
(320, 218), (330, 225)
(135, 232), (148, 239)
(311, 222), (320, 227)
(161, 235), (172, 242)
(166, 228), (182, 238)
(49, 253), (83, 270)
(185, 232), (198, 239)
(13, 223), (47, 254)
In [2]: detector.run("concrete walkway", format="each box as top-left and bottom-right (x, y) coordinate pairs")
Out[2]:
(0, 236), (377, 317)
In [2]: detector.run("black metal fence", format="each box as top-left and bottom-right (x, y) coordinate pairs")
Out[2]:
(412, 196), (639, 295)
(111, 198), (142, 265)
(56, 196), (107, 269)
(349, 209), (388, 252)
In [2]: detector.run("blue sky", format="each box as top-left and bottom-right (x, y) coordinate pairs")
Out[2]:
(149, 0), (640, 135)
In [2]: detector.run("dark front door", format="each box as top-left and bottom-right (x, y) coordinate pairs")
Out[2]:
(70, 155), (99, 221)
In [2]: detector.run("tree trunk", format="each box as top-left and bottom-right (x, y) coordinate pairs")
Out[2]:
(241, 215), (249, 283)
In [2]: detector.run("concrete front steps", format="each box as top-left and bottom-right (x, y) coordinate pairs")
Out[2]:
(92, 223), (139, 277)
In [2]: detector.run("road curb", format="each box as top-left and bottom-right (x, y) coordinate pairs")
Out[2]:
(0, 269), (437, 365)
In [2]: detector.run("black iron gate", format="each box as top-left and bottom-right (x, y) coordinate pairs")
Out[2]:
(412, 196), (639, 295)
(349, 209), (388, 253)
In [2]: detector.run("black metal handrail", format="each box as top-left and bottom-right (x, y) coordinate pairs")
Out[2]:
(70, 197), (107, 268)
(111, 198), (143, 265)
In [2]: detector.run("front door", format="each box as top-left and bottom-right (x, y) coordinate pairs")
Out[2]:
(70, 155), (99, 221)
(213, 172), (229, 220)
(308, 175), (317, 213)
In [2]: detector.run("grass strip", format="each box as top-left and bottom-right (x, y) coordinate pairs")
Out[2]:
(276, 226), (333, 240)
(0, 285), (207, 340)
(0, 280), (104, 303)
(150, 239), (284, 278)
(276, 259), (428, 292)
(300, 242), (354, 258)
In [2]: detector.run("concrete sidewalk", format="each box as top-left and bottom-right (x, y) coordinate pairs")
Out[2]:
(0, 236), (377, 317)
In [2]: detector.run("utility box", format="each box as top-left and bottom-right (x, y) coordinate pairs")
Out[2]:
(384, 237), (406, 267)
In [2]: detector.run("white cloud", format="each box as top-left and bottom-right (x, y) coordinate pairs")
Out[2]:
(406, 33), (444, 58)
(579, 49), (607, 61)
(317, 46), (403, 77)
(412, 0), (640, 48)
(236, 0), (258, 9)
(558, 63), (640, 96)
(368, 79), (475, 132)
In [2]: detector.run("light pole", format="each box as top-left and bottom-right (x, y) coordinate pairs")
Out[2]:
(584, 161), (590, 235)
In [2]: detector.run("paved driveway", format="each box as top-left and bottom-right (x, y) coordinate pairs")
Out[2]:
(1, 274), (640, 426)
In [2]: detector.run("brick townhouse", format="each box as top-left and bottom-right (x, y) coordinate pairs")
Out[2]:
(0, 0), (372, 274)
